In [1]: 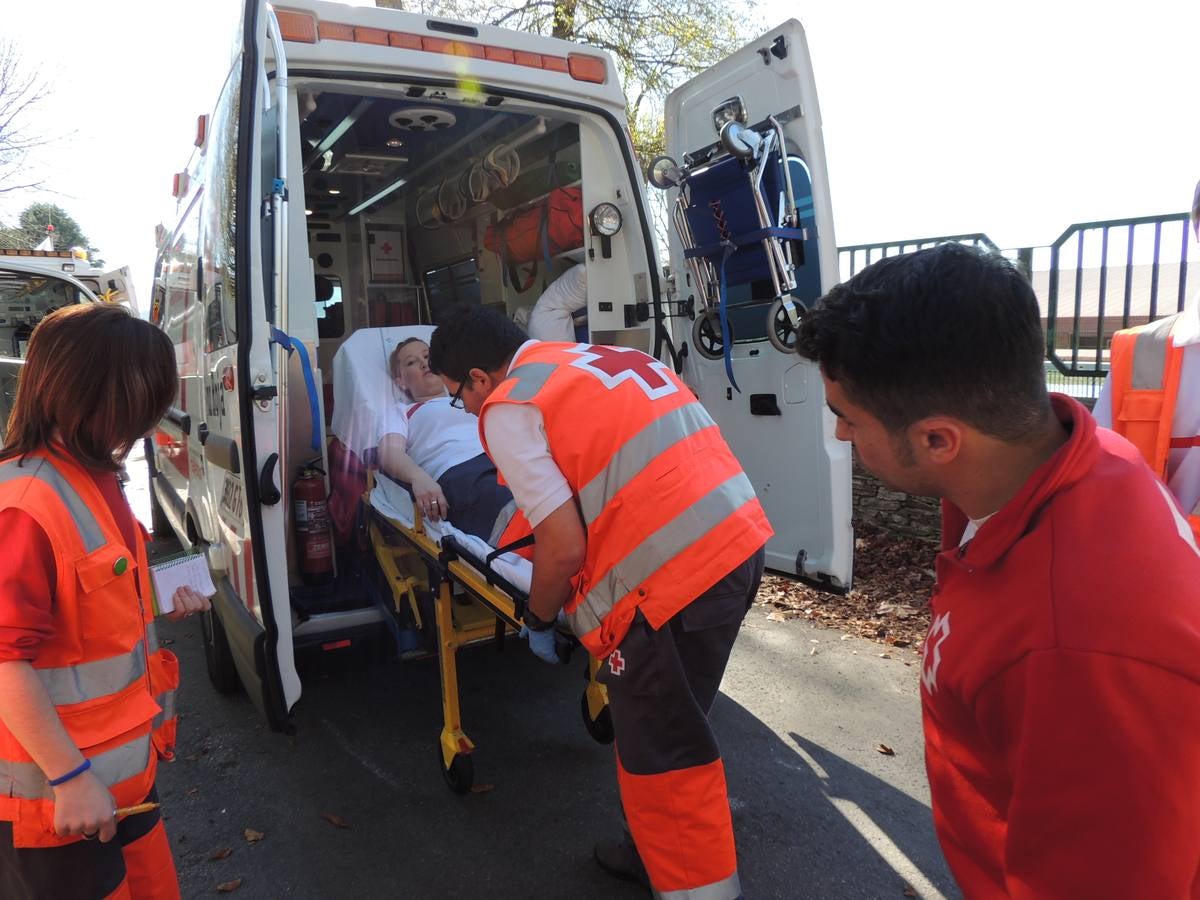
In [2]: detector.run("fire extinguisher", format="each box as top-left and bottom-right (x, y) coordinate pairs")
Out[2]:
(293, 461), (334, 586)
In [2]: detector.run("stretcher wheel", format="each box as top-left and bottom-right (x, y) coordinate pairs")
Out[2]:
(767, 297), (804, 354)
(438, 744), (474, 794)
(692, 311), (729, 361)
(581, 690), (615, 745)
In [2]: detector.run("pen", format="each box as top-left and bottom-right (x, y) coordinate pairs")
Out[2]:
(115, 802), (160, 820)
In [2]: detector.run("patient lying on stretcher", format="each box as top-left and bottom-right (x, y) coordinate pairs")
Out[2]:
(377, 338), (518, 545)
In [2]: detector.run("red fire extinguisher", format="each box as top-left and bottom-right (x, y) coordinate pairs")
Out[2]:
(293, 462), (334, 586)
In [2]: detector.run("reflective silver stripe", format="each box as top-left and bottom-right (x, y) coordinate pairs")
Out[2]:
(503, 362), (557, 401)
(1130, 314), (1181, 390)
(0, 456), (105, 552)
(145, 621), (160, 654)
(570, 472), (758, 636)
(0, 732), (151, 800)
(655, 871), (741, 900)
(36, 641), (147, 707)
(152, 690), (177, 730)
(578, 402), (715, 525)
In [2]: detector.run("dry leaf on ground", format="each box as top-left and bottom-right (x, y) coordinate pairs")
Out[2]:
(875, 743), (896, 756)
(754, 525), (936, 650)
(216, 879), (242, 893)
(469, 783), (495, 794)
(321, 813), (351, 828)
(243, 829), (264, 843)
(209, 848), (233, 861)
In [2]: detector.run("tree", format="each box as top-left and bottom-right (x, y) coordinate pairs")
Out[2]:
(391, 0), (754, 171)
(0, 41), (49, 196)
(0, 203), (99, 261)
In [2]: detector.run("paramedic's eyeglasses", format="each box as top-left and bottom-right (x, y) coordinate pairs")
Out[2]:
(449, 381), (466, 409)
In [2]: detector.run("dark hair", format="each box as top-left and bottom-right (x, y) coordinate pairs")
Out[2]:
(428, 306), (527, 382)
(795, 243), (1049, 442)
(2, 303), (177, 470)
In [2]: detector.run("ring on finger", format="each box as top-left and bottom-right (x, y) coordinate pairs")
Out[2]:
(82, 831), (98, 840)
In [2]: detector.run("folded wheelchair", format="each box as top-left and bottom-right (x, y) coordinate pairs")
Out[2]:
(650, 111), (813, 390)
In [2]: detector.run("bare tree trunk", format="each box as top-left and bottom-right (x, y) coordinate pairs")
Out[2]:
(375, 0), (404, 9)
(552, 0), (577, 39)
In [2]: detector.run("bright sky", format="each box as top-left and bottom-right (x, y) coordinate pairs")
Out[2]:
(4, 0), (1197, 300)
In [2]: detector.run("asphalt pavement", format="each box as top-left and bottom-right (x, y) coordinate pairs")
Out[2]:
(128, 446), (957, 899)
(150, 596), (956, 899)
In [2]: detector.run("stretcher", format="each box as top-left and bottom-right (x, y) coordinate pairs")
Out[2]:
(329, 326), (611, 793)
(364, 473), (612, 792)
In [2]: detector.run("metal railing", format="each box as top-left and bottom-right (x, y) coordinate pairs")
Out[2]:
(837, 212), (1196, 380)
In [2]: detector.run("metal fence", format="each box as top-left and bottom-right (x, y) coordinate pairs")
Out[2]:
(837, 212), (1196, 389)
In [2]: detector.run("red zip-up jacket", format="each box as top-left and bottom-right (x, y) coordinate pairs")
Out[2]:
(924, 395), (1200, 898)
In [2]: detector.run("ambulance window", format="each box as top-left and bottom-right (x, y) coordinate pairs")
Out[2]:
(206, 283), (234, 351)
(315, 276), (344, 338)
(424, 257), (480, 323)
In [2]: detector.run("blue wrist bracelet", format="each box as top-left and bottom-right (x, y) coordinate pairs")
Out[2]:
(48, 758), (91, 787)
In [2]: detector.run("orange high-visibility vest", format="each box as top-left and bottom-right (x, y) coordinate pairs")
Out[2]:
(1108, 314), (1200, 538)
(480, 342), (773, 658)
(0, 452), (180, 849)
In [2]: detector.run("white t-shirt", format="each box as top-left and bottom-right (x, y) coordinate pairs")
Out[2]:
(528, 265), (587, 343)
(1094, 301), (1200, 516)
(482, 340), (574, 528)
(378, 396), (482, 481)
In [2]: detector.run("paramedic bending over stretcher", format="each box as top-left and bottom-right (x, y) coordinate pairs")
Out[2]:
(377, 338), (517, 544)
(429, 307), (770, 900)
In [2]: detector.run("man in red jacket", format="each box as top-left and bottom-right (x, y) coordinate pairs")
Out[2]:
(796, 242), (1200, 897)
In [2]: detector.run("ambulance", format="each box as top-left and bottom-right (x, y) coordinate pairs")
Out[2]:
(0, 247), (138, 316)
(147, 0), (852, 731)
(0, 257), (101, 440)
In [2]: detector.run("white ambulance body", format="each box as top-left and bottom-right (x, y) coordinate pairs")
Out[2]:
(147, 0), (851, 729)
(0, 260), (100, 440)
(0, 248), (138, 317)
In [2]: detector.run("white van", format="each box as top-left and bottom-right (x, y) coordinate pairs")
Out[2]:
(0, 259), (101, 440)
(0, 248), (138, 317)
(147, 0), (852, 730)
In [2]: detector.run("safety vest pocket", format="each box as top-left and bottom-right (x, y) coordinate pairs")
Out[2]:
(73, 543), (142, 641)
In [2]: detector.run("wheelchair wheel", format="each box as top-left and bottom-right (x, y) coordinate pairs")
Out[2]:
(767, 297), (804, 355)
(692, 310), (729, 361)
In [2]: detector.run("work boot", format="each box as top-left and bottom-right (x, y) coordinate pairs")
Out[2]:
(593, 835), (650, 890)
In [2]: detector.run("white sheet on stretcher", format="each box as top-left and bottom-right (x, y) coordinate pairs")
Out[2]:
(371, 472), (533, 596)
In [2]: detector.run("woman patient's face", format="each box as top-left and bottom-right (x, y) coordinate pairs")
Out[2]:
(393, 341), (446, 401)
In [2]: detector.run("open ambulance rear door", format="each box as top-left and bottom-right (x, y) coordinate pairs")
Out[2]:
(218, 0), (301, 730)
(98, 265), (138, 316)
(660, 20), (853, 589)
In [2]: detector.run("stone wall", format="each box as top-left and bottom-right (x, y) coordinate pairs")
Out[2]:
(852, 459), (941, 542)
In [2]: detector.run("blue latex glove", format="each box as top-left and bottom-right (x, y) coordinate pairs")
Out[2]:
(519, 625), (563, 665)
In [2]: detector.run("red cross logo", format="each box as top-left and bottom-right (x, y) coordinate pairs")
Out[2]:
(568, 346), (678, 400)
(608, 649), (626, 676)
(381, 241), (393, 254)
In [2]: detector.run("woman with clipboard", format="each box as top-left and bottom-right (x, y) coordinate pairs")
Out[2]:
(0, 303), (209, 899)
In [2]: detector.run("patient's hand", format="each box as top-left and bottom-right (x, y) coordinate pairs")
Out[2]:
(413, 475), (449, 521)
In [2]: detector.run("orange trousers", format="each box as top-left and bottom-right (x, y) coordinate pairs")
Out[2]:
(0, 787), (179, 900)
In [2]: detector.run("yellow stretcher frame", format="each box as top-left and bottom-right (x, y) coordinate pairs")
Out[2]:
(363, 478), (612, 793)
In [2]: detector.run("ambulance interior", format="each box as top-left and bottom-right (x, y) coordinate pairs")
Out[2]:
(285, 85), (603, 620)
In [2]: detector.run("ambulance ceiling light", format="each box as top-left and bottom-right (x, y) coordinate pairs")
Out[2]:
(349, 177), (409, 217)
(388, 107), (457, 132)
(303, 98), (374, 172)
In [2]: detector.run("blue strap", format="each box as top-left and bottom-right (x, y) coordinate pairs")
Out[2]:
(717, 242), (739, 394)
(683, 226), (808, 261)
(270, 326), (321, 451)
